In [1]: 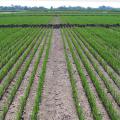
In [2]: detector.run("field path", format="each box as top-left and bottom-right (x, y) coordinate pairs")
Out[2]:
(38, 17), (78, 120)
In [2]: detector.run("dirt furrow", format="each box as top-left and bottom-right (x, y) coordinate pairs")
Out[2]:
(75, 33), (120, 112)
(77, 53), (110, 120)
(64, 36), (93, 120)
(75, 30), (120, 91)
(38, 29), (79, 120)
(68, 32), (110, 119)
(85, 54), (120, 114)
(22, 35), (48, 120)
(0, 32), (39, 112)
(77, 30), (120, 88)
(88, 63), (120, 112)
(4, 33), (45, 120)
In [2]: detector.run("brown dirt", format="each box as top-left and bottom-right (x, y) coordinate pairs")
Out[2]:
(38, 29), (79, 120)
(79, 32), (120, 89)
(79, 36), (120, 91)
(22, 33), (49, 120)
(0, 33), (39, 113)
(64, 36), (93, 120)
(77, 34), (120, 113)
(66, 31), (110, 120)
(4, 32), (44, 120)
(79, 56), (110, 120)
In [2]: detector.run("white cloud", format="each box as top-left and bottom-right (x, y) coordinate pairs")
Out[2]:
(0, 0), (120, 8)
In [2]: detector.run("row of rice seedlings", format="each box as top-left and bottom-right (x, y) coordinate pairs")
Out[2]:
(0, 29), (35, 69)
(0, 28), (22, 40)
(66, 28), (120, 120)
(0, 28), (26, 56)
(87, 29), (120, 60)
(88, 27), (120, 64)
(0, 28), (35, 69)
(0, 28), (22, 47)
(75, 28), (120, 75)
(61, 29), (84, 120)
(68, 29), (120, 105)
(0, 28), (21, 44)
(0, 28), (47, 120)
(15, 29), (50, 120)
(0, 28), (28, 55)
(30, 29), (52, 120)
(0, 29), (44, 98)
(0, 29), (41, 82)
(72, 28), (120, 89)
(63, 28), (102, 120)
(88, 27), (120, 52)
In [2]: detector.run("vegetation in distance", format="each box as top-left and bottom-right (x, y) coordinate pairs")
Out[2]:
(0, 10), (120, 120)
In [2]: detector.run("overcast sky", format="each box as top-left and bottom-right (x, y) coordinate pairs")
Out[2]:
(0, 0), (120, 8)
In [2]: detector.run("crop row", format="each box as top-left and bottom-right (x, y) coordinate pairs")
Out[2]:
(0, 28), (48, 119)
(67, 29), (120, 105)
(0, 28), (36, 69)
(61, 29), (84, 120)
(31, 29), (52, 120)
(61, 27), (120, 120)
(15, 29), (51, 120)
(74, 28), (120, 75)
(0, 28), (40, 82)
(72, 28), (120, 89)
(62, 28), (102, 120)
(0, 28), (24, 56)
(0, 29), (42, 97)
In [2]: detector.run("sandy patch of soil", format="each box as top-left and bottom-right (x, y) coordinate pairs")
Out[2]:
(4, 33), (44, 120)
(64, 37), (93, 120)
(38, 29), (79, 120)
(23, 35), (49, 120)
(66, 30), (110, 120)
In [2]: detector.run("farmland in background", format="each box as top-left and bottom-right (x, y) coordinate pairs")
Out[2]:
(61, 15), (120, 24)
(0, 11), (120, 120)
(0, 15), (52, 24)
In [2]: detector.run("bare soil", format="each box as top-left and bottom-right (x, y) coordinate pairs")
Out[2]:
(67, 31), (110, 120)
(4, 33), (43, 120)
(78, 35), (120, 113)
(79, 57), (110, 120)
(22, 34), (48, 120)
(64, 37), (93, 120)
(38, 29), (79, 120)
(0, 35), (38, 113)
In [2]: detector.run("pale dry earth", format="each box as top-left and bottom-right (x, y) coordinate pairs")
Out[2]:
(4, 32), (44, 120)
(64, 36), (93, 120)
(65, 30), (110, 120)
(38, 28), (79, 120)
(23, 31), (49, 120)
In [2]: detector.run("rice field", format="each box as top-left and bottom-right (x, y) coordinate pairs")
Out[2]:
(0, 12), (120, 120)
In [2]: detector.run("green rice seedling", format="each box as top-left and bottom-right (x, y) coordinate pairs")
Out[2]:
(63, 28), (102, 120)
(72, 28), (120, 89)
(67, 29), (120, 105)
(61, 29), (84, 120)
(0, 28), (47, 119)
(15, 29), (50, 120)
(64, 28), (120, 120)
(0, 29), (44, 98)
(30, 29), (52, 120)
